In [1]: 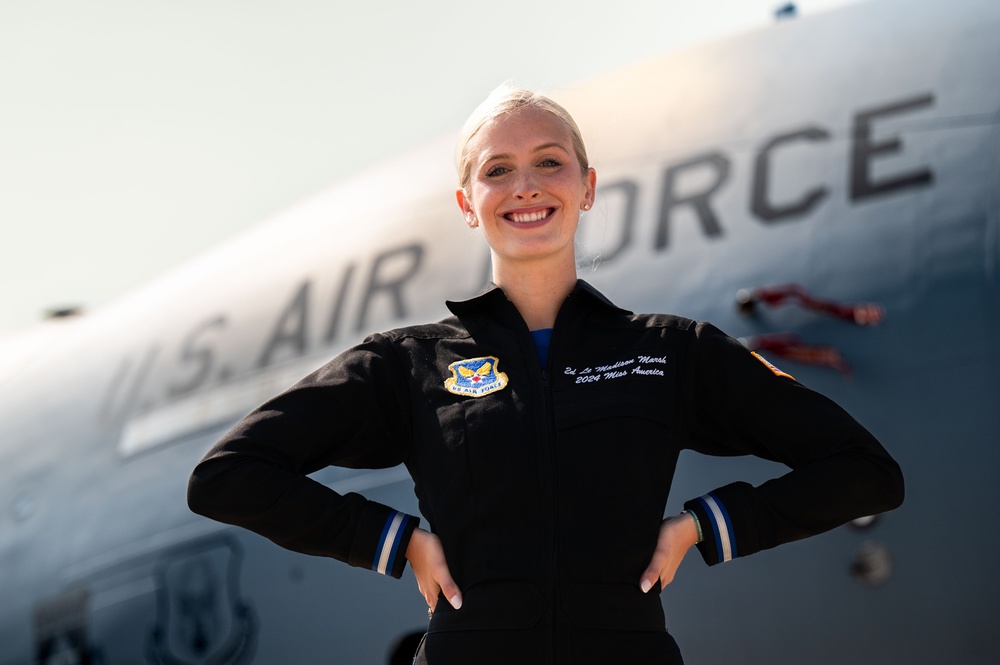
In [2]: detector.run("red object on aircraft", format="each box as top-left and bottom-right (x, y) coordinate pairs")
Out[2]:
(737, 284), (884, 326)
(743, 332), (853, 377)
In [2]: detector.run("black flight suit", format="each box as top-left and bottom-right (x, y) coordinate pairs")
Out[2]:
(187, 280), (904, 664)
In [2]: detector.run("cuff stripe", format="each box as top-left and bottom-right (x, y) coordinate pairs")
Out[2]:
(374, 510), (408, 575)
(698, 493), (736, 562)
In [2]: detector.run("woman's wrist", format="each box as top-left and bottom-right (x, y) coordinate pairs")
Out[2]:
(681, 510), (703, 544)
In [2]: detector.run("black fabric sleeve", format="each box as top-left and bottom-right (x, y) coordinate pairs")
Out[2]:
(187, 333), (419, 579)
(680, 322), (904, 566)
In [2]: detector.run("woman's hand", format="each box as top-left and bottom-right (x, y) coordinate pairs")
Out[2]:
(639, 512), (700, 593)
(405, 528), (463, 611)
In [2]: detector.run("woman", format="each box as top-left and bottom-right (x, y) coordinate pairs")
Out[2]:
(187, 87), (904, 664)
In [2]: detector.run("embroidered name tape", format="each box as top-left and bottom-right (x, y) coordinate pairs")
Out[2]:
(445, 356), (509, 398)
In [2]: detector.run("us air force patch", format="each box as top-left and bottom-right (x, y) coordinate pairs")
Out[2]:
(751, 352), (795, 380)
(445, 356), (508, 398)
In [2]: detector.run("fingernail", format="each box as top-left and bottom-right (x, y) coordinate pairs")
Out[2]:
(640, 579), (652, 594)
(450, 594), (462, 609)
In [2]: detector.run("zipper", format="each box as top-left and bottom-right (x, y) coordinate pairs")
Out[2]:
(516, 290), (576, 663)
(516, 318), (558, 663)
(542, 295), (578, 664)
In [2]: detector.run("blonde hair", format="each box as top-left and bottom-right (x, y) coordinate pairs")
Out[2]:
(456, 85), (590, 192)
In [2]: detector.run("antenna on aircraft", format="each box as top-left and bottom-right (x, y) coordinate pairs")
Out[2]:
(775, 2), (798, 20)
(44, 306), (83, 320)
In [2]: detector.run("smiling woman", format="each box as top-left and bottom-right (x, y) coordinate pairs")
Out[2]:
(187, 86), (904, 665)
(455, 89), (596, 329)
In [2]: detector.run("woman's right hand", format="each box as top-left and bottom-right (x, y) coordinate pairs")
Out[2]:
(405, 528), (463, 612)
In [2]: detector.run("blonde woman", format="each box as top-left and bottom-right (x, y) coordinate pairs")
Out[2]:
(189, 87), (903, 664)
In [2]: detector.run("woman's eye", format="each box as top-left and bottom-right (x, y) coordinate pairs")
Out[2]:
(539, 158), (563, 168)
(485, 165), (509, 177)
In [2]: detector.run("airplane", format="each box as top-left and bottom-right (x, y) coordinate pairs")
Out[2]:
(2, 0), (997, 662)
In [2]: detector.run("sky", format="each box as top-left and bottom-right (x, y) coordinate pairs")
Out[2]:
(0, 0), (863, 333)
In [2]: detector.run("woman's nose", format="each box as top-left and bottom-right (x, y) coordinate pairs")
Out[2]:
(513, 172), (541, 199)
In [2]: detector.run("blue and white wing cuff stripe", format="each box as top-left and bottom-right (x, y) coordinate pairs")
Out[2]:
(373, 509), (416, 576)
(685, 491), (738, 565)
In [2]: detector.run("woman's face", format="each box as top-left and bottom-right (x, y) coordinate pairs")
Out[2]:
(457, 107), (596, 270)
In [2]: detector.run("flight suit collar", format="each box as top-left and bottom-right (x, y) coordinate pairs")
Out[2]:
(445, 280), (632, 320)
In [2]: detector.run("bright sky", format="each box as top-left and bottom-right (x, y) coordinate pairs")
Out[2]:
(0, 0), (862, 332)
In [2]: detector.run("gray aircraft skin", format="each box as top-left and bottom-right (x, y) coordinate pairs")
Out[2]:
(2, 0), (997, 662)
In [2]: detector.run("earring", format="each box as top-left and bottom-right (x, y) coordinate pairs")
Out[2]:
(467, 213), (478, 227)
(581, 202), (591, 211)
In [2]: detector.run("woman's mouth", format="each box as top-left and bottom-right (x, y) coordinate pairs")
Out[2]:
(505, 208), (555, 223)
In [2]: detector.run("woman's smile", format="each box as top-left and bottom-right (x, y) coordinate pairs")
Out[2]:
(503, 205), (556, 225)
(457, 106), (595, 267)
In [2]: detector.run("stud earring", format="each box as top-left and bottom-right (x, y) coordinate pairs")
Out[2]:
(581, 202), (591, 211)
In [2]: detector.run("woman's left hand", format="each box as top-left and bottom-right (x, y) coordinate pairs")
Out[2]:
(638, 513), (699, 593)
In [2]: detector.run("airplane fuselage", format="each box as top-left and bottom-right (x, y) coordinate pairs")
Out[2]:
(2, 0), (997, 662)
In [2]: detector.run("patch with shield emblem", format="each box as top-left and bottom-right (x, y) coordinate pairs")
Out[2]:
(444, 356), (508, 397)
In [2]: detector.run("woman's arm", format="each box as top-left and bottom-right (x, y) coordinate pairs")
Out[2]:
(679, 322), (904, 566)
(187, 333), (420, 579)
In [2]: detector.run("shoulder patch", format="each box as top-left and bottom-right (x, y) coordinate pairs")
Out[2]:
(751, 352), (795, 380)
(445, 356), (509, 397)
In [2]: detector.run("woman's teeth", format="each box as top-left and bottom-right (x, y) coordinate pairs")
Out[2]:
(508, 209), (552, 223)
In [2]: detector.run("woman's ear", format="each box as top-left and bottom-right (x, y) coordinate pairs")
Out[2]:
(456, 188), (478, 228)
(583, 168), (597, 210)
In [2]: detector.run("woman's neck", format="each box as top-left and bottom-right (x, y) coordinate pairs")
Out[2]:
(492, 254), (578, 330)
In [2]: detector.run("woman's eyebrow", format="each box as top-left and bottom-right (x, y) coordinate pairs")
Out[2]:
(481, 142), (571, 163)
